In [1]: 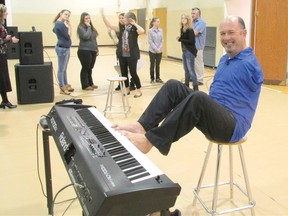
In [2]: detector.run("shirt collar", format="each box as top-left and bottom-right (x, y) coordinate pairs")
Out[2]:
(225, 47), (252, 61)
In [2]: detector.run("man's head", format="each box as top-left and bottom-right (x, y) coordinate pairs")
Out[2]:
(191, 7), (201, 21)
(220, 16), (247, 58)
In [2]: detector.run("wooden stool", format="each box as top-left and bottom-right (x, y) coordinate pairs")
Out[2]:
(104, 77), (131, 117)
(192, 137), (256, 215)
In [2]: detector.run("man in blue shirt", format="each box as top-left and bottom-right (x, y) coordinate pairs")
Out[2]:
(192, 7), (206, 85)
(113, 16), (263, 156)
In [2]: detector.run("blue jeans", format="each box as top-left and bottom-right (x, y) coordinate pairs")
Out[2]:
(182, 50), (197, 87)
(55, 46), (70, 88)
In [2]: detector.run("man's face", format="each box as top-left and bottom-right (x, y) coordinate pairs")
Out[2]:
(220, 20), (247, 58)
(191, 10), (199, 21)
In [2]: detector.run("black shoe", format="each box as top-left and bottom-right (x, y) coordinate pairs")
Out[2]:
(156, 78), (164, 83)
(198, 81), (203, 86)
(170, 209), (181, 216)
(0, 102), (17, 109)
(115, 85), (121, 91)
(150, 79), (155, 83)
(129, 85), (136, 91)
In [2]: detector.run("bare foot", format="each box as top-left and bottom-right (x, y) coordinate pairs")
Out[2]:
(112, 122), (146, 134)
(120, 130), (153, 154)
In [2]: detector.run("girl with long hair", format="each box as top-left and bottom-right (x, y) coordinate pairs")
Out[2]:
(77, 12), (99, 90)
(53, 9), (74, 95)
(177, 13), (198, 91)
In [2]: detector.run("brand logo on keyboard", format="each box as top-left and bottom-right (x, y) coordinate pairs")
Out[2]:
(58, 131), (69, 152)
(100, 164), (115, 187)
(50, 117), (58, 131)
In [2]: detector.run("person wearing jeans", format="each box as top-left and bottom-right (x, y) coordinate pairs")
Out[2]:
(182, 50), (197, 90)
(53, 9), (74, 95)
(55, 46), (70, 90)
(177, 14), (198, 91)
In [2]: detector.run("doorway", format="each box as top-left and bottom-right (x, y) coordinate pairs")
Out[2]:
(251, 0), (288, 85)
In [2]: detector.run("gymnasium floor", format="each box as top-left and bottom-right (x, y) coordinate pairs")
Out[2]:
(0, 47), (288, 216)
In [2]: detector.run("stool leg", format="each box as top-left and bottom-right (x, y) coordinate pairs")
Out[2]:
(104, 81), (113, 116)
(119, 80), (130, 117)
(238, 145), (255, 216)
(193, 142), (213, 206)
(211, 144), (223, 215)
(229, 145), (234, 199)
(109, 82), (114, 111)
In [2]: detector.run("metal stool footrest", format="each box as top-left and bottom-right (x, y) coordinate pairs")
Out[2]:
(193, 181), (256, 215)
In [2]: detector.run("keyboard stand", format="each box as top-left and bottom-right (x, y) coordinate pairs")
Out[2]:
(42, 129), (53, 215)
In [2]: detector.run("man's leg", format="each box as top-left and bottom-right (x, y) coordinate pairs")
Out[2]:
(138, 79), (193, 131)
(195, 49), (204, 83)
(146, 91), (236, 155)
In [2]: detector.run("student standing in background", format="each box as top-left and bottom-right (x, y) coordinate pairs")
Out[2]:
(192, 7), (206, 85)
(148, 18), (164, 84)
(53, 9), (74, 95)
(100, 9), (136, 91)
(177, 14), (198, 91)
(0, 4), (18, 109)
(77, 12), (99, 91)
(119, 12), (145, 98)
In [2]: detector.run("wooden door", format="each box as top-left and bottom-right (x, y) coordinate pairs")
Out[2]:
(251, 0), (288, 85)
(153, 8), (167, 57)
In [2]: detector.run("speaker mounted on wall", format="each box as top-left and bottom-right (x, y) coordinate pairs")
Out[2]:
(18, 31), (44, 65)
(14, 62), (54, 104)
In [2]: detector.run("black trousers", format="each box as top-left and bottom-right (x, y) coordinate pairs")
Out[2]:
(149, 51), (162, 80)
(118, 56), (141, 89)
(77, 49), (97, 89)
(138, 79), (236, 155)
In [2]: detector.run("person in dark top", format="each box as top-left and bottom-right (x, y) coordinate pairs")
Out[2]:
(0, 4), (19, 109)
(177, 13), (198, 91)
(100, 9), (136, 91)
(117, 12), (145, 98)
(77, 12), (99, 90)
(53, 9), (74, 95)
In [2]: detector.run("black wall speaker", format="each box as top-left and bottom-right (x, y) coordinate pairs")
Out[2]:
(6, 26), (19, 59)
(14, 62), (54, 104)
(18, 31), (44, 65)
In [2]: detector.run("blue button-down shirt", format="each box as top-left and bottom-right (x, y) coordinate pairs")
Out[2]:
(193, 17), (206, 50)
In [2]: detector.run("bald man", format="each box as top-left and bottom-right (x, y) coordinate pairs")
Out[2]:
(113, 16), (263, 156)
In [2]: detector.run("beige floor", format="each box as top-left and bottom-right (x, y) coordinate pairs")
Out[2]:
(0, 47), (288, 216)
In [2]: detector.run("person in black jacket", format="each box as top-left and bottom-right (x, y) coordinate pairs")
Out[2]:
(100, 9), (136, 92)
(117, 12), (145, 98)
(177, 14), (198, 91)
(0, 4), (18, 109)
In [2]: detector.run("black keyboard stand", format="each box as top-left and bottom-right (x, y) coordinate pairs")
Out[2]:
(42, 129), (53, 215)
